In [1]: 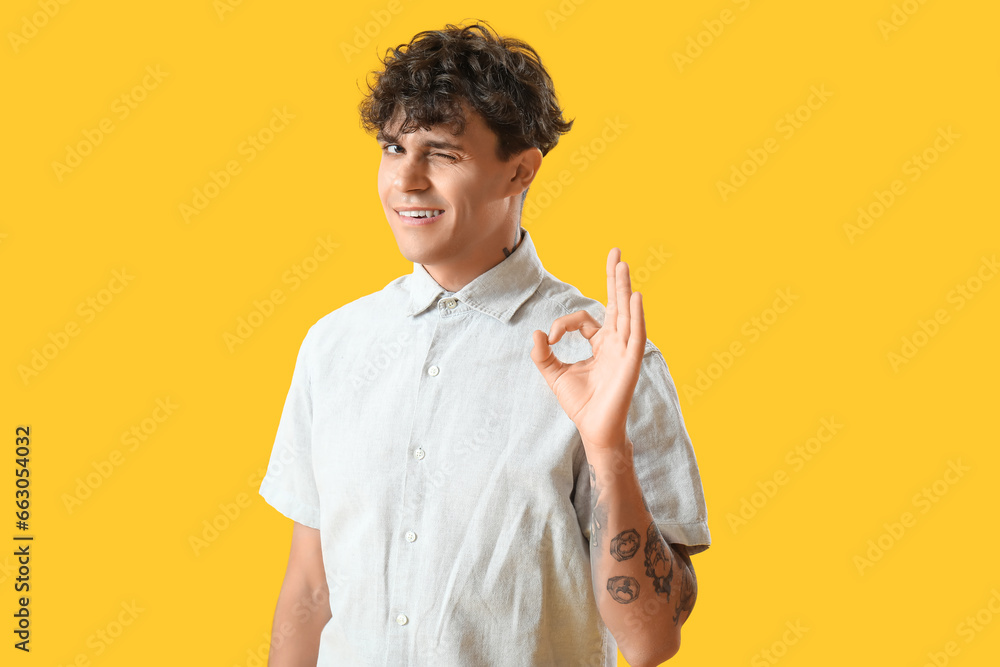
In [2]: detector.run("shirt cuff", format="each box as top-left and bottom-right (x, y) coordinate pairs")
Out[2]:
(258, 478), (321, 529)
(657, 520), (711, 555)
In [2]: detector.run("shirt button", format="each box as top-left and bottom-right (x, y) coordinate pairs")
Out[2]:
(405, 531), (417, 542)
(414, 448), (425, 460)
(443, 298), (457, 309)
(396, 613), (408, 625)
(428, 365), (439, 376)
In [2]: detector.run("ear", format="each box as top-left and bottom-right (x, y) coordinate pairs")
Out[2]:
(507, 146), (544, 197)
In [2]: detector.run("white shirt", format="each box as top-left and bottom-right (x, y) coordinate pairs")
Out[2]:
(259, 227), (711, 666)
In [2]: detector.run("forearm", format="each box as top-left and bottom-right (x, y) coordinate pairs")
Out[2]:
(267, 579), (332, 666)
(586, 440), (697, 666)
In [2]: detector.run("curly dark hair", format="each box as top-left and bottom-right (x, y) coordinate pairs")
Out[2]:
(358, 21), (574, 162)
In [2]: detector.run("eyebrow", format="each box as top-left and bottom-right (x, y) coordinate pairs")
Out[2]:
(376, 129), (465, 151)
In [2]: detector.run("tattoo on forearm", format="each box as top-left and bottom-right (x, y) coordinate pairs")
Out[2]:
(606, 576), (640, 604)
(589, 464), (609, 551)
(643, 521), (673, 597)
(671, 544), (697, 624)
(610, 528), (640, 561)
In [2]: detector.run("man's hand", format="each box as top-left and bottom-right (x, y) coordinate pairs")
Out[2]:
(530, 248), (646, 452)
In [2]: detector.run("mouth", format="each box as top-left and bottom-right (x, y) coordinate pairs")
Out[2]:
(395, 208), (445, 226)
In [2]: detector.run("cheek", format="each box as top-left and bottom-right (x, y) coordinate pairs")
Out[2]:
(445, 170), (486, 205)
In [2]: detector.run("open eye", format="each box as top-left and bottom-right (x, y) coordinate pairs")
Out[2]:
(382, 143), (403, 155)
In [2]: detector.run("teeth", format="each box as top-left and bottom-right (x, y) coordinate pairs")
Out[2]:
(399, 209), (443, 218)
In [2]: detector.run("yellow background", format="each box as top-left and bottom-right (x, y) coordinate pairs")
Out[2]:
(3, 0), (998, 665)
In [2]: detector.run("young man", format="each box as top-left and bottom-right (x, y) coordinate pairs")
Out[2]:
(259, 22), (710, 667)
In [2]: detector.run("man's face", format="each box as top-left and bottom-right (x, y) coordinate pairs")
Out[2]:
(377, 103), (525, 285)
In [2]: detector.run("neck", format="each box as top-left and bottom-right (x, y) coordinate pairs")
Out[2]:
(422, 225), (523, 292)
(503, 226), (523, 258)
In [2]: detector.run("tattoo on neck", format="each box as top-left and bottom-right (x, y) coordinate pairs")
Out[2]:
(502, 229), (523, 258)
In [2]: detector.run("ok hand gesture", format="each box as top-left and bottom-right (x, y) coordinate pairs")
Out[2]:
(530, 248), (646, 453)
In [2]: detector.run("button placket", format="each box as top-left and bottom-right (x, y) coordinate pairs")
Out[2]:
(439, 296), (463, 318)
(394, 308), (450, 651)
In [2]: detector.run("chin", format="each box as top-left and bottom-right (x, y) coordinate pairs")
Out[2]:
(391, 238), (431, 265)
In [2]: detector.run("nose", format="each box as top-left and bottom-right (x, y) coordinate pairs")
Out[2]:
(393, 153), (429, 192)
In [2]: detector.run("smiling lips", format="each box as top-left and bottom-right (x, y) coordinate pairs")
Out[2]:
(396, 209), (445, 225)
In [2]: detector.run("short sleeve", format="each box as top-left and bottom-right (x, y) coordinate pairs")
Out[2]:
(258, 325), (321, 529)
(574, 343), (711, 555)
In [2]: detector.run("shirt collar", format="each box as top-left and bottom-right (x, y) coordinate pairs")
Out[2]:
(404, 227), (545, 322)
